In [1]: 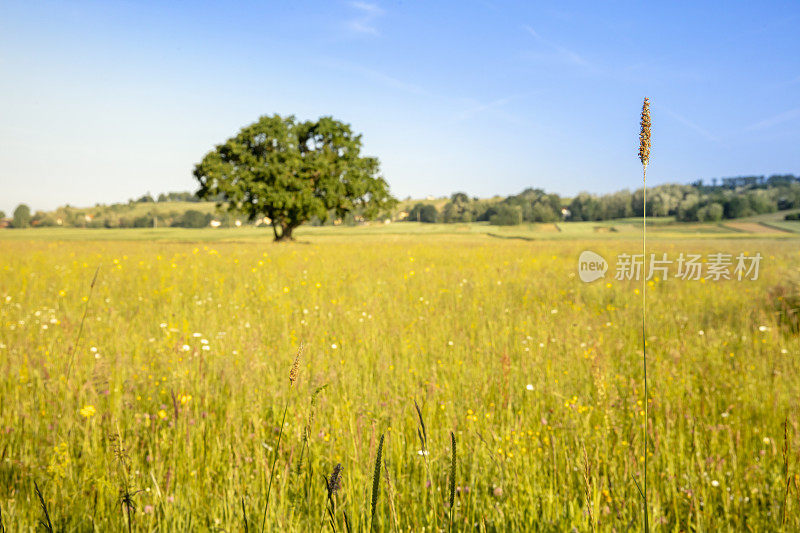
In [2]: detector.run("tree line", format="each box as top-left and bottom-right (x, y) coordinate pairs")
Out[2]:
(4, 174), (799, 229)
(405, 174), (800, 225)
(0, 203), (241, 229)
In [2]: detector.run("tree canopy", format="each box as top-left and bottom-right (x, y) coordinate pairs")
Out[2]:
(13, 204), (31, 228)
(408, 203), (439, 223)
(193, 114), (396, 240)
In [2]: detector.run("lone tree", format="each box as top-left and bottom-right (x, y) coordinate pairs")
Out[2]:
(193, 114), (396, 241)
(12, 204), (31, 228)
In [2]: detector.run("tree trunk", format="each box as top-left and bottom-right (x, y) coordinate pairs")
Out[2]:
(272, 221), (296, 242)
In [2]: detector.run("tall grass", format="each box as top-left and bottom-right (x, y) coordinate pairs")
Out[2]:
(65, 265), (100, 381)
(261, 343), (303, 532)
(639, 96), (651, 531)
(0, 236), (797, 530)
(448, 431), (457, 533)
(34, 481), (53, 533)
(370, 433), (384, 530)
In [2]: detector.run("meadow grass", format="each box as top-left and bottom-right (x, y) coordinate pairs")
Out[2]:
(0, 234), (798, 530)
(1, 216), (798, 244)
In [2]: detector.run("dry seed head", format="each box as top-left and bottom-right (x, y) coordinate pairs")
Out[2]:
(289, 342), (303, 386)
(638, 97), (651, 168)
(328, 463), (342, 497)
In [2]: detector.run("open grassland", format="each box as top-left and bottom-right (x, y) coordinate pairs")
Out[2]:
(0, 232), (799, 531)
(1, 215), (799, 243)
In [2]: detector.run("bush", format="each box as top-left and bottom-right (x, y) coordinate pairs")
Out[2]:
(173, 210), (212, 228)
(784, 213), (800, 221)
(490, 204), (522, 226)
(133, 215), (154, 228)
(407, 203), (438, 223)
(697, 202), (724, 222)
(31, 212), (58, 227)
(531, 201), (558, 222)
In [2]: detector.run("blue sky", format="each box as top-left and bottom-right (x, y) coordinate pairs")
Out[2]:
(1, 1), (798, 214)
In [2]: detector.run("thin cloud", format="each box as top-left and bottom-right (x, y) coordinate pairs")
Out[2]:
(659, 105), (721, 143)
(350, 1), (383, 15)
(453, 93), (533, 125)
(456, 96), (514, 120)
(320, 58), (426, 95)
(452, 93), (535, 125)
(345, 1), (384, 36)
(745, 107), (800, 131)
(522, 25), (587, 67)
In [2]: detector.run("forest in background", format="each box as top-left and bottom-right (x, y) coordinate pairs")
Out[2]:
(3, 174), (800, 228)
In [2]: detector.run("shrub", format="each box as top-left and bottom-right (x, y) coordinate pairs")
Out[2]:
(489, 204), (522, 226)
(407, 203), (438, 223)
(133, 215), (154, 228)
(173, 210), (212, 228)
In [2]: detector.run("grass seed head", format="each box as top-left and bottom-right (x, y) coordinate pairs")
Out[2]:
(289, 342), (304, 386)
(328, 463), (342, 498)
(638, 97), (651, 168)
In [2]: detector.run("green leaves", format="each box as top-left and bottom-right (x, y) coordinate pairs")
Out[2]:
(193, 114), (396, 240)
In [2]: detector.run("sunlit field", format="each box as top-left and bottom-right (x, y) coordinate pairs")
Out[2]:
(1, 230), (798, 531)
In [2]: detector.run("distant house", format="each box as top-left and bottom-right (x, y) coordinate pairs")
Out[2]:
(0, 218), (9, 228)
(397, 211), (409, 221)
(209, 220), (221, 228)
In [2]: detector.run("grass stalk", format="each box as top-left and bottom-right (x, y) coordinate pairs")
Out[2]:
(66, 265), (100, 381)
(383, 456), (400, 533)
(261, 402), (288, 533)
(449, 431), (457, 533)
(261, 344), (303, 532)
(370, 433), (385, 530)
(414, 400), (438, 529)
(34, 481), (53, 533)
(638, 96), (651, 532)
(243, 496), (249, 533)
(582, 445), (595, 533)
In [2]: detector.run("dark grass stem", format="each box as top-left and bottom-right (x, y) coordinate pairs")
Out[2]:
(370, 434), (385, 530)
(449, 432), (457, 533)
(34, 481), (53, 533)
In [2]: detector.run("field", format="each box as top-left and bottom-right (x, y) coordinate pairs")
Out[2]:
(1, 226), (799, 531)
